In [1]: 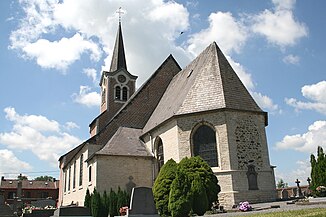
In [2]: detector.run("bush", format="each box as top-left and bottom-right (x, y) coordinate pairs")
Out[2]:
(178, 156), (220, 208)
(168, 168), (192, 217)
(91, 188), (101, 217)
(191, 174), (208, 215)
(154, 156), (221, 217)
(84, 188), (92, 209)
(153, 159), (178, 216)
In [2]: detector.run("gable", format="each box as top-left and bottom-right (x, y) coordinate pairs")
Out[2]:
(143, 42), (263, 133)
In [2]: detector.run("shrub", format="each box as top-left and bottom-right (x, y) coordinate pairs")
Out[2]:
(178, 156), (220, 208)
(153, 159), (177, 216)
(191, 174), (208, 215)
(168, 168), (192, 217)
(84, 188), (92, 209)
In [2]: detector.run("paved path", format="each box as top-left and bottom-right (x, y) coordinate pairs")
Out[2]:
(209, 198), (326, 216)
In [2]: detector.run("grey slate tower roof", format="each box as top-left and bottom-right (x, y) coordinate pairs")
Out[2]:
(144, 42), (264, 132)
(109, 22), (127, 72)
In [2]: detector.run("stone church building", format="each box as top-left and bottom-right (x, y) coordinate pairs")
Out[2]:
(58, 21), (277, 208)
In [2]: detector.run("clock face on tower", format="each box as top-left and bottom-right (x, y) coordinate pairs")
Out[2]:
(118, 75), (126, 83)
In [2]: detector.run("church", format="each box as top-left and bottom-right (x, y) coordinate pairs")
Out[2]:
(58, 20), (277, 208)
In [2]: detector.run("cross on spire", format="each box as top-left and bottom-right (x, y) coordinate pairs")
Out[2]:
(116, 7), (124, 23)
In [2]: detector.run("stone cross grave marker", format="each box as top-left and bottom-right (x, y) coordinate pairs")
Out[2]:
(295, 179), (303, 197)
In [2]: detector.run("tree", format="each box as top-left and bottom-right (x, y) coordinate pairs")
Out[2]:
(34, 176), (55, 181)
(91, 188), (101, 217)
(109, 189), (118, 217)
(102, 190), (110, 217)
(310, 146), (326, 191)
(116, 187), (129, 214)
(154, 157), (221, 217)
(17, 174), (28, 180)
(191, 174), (208, 216)
(178, 156), (220, 208)
(84, 188), (92, 209)
(276, 179), (288, 188)
(168, 168), (192, 217)
(153, 159), (178, 216)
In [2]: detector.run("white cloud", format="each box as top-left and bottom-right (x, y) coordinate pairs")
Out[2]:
(0, 107), (81, 167)
(187, 11), (248, 56)
(72, 86), (101, 107)
(275, 159), (311, 186)
(22, 33), (101, 71)
(64, 122), (80, 130)
(4, 107), (60, 132)
(275, 120), (326, 153)
(302, 81), (326, 103)
(251, 91), (279, 112)
(283, 54), (300, 64)
(0, 149), (32, 177)
(83, 68), (98, 83)
(286, 81), (326, 115)
(226, 56), (254, 90)
(11, 0), (190, 84)
(251, 0), (308, 47)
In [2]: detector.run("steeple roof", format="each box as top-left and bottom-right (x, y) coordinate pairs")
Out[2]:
(109, 22), (127, 72)
(143, 42), (265, 132)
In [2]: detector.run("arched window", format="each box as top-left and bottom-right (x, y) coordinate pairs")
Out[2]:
(115, 86), (121, 100)
(155, 137), (164, 172)
(122, 87), (128, 101)
(192, 124), (218, 167)
(79, 154), (83, 186)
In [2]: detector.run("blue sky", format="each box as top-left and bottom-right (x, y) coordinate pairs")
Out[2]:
(0, 0), (325, 186)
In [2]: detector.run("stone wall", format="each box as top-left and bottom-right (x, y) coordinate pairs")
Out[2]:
(144, 109), (276, 208)
(96, 155), (153, 194)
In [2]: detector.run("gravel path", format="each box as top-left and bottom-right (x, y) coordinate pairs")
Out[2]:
(208, 199), (326, 216)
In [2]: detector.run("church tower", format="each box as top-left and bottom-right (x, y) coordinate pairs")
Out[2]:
(99, 21), (137, 119)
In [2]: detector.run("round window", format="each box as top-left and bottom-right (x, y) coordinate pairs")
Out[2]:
(118, 75), (126, 83)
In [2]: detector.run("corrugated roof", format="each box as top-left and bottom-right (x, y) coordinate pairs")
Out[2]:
(143, 42), (263, 132)
(96, 127), (151, 157)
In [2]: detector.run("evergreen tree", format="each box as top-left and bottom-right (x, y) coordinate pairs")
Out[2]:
(178, 156), (220, 208)
(91, 188), (101, 217)
(310, 146), (326, 191)
(109, 188), (118, 217)
(84, 188), (92, 209)
(191, 174), (208, 216)
(102, 190), (110, 217)
(116, 187), (129, 214)
(168, 168), (192, 217)
(153, 159), (177, 216)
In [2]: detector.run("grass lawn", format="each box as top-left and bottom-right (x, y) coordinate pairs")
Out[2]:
(242, 208), (326, 217)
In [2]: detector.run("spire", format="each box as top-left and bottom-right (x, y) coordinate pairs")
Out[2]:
(109, 19), (127, 72)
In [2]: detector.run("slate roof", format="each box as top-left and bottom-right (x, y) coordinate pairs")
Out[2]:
(143, 42), (263, 133)
(60, 54), (181, 167)
(109, 22), (127, 72)
(0, 179), (59, 190)
(96, 127), (151, 157)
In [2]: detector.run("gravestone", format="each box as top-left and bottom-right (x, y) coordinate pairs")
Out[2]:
(31, 199), (56, 208)
(281, 189), (289, 199)
(295, 179), (303, 197)
(292, 188), (297, 197)
(0, 190), (16, 217)
(128, 187), (158, 217)
(51, 206), (91, 217)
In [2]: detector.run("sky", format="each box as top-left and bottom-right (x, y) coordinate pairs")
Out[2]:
(0, 0), (325, 186)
